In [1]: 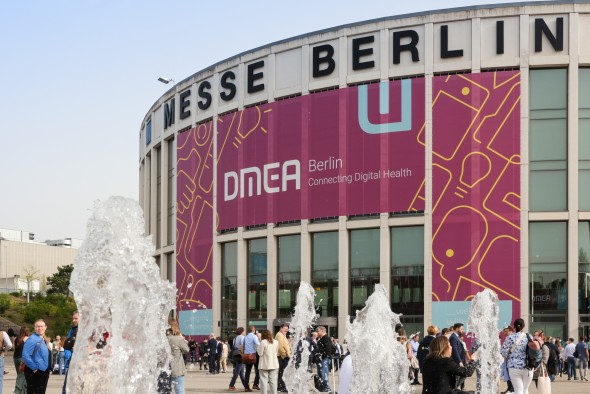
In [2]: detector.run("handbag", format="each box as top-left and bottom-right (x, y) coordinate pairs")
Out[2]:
(20, 339), (44, 373)
(537, 363), (551, 394)
(242, 353), (256, 365)
(230, 338), (243, 363)
(410, 356), (420, 369)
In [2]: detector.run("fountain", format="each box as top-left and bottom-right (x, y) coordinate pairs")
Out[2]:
(283, 281), (319, 393)
(346, 284), (412, 394)
(468, 288), (503, 394)
(67, 197), (177, 393)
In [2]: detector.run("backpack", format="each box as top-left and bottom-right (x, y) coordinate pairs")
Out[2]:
(416, 336), (433, 371)
(544, 343), (558, 375)
(526, 335), (542, 370)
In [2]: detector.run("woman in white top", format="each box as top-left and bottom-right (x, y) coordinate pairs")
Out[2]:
(257, 330), (279, 394)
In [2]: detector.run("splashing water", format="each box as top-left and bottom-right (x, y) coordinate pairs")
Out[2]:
(346, 284), (412, 394)
(468, 289), (503, 394)
(283, 282), (319, 393)
(67, 197), (176, 393)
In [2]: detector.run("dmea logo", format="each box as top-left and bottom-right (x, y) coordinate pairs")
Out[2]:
(357, 79), (413, 134)
(223, 159), (301, 201)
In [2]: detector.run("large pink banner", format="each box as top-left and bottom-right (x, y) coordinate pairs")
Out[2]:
(216, 78), (425, 230)
(428, 71), (521, 324)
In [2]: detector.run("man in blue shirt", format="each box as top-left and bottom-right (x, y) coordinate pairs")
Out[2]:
(575, 337), (589, 381)
(23, 319), (50, 393)
(244, 325), (261, 390)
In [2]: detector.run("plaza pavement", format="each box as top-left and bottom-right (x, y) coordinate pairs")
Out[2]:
(2, 354), (589, 393)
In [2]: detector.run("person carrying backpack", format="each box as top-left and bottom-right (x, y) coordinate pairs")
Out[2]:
(543, 336), (559, 382)
(500, 318), (534, 394)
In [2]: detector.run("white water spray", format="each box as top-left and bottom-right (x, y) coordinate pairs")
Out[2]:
(346, 284), (412, 394)
(283, 281), (319, 393)
(67, 197), (176, 393)
(468, 288), (503, 394)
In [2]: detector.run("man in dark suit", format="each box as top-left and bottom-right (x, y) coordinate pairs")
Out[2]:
(216, 336), (223, 373)
(449, 323), (465, 366)
(207, 334), (218, 374)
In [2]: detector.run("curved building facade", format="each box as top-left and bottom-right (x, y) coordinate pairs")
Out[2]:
(140, 1), (590, 341)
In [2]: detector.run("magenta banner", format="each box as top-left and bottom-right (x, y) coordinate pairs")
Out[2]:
(429, 71), (521, 324)
(216, 78), (425, 230)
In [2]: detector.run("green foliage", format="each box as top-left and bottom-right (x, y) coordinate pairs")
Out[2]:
(4, 293), (78, 338)
(46, 264), (74, 298)
(0, 293), (11, 313)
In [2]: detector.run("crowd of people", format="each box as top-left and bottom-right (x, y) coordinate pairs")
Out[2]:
(2, 314), (589, 394)
(0, 311), (78, 394)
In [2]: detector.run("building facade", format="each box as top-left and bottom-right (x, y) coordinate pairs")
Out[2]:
(140, 1), (590, 341)
(0, 229), (79, 294)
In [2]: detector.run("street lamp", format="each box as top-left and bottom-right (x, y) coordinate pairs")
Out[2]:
(157, 77), (174, 84)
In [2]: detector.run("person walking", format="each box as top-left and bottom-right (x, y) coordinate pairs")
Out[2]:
(22, 319), (50, 394)
(1, 329), (14, 394)
(228, 327), (250, 392)
(564, 338), (577, 380)
(221, 340), (229, 373)
(500, 318), (534, 394)
(244, 326), (261, 390)
(557, 340), (565, 377)
(167, 321), (189, 394)
(62, 311), (79, 394)
(56, 337), (65, 376)
(13, 326), (30, 394)
(410, 333), (421, 385)
(421, 335), (478, 394)
(207, 334), (218, 374)
(531, 331), (549, 388)
(316, 326), (334, 393)
(275, 324), (290, 392)
(575, 336), (589, 381)
(257, 330), (279, 394)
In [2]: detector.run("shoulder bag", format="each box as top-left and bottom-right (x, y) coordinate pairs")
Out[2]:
(537, 363), (551, 394)
(20, 339), (43, 372)
(230, 338), (243, 363)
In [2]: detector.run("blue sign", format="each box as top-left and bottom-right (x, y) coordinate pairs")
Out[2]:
(432, 300), (513, 332)
(179, 309), (213, 336)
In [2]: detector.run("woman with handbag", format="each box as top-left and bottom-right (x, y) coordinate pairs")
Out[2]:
(257, 330), (279, 394)
(500, 318), (534, 394)
(421, 335), (478, 394)
(13, 326), (30, 394)
(531, 331), (550, 389)
(167, 321), (189, 394)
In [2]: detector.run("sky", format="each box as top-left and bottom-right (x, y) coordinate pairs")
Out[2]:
(0, 0), (538, 242)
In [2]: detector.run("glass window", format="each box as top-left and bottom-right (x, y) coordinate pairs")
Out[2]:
(349, 229), (380, 315)
(312, 232), (338, 317)
(529, 222), (567, 315)
(221, 242), (238, 336)
(146, 118), (152, 146)
(579, 223), (590, 316)
(248, 238), (267, 327)
(391, 226), (424, 317)
(579, 69), (590, 210)
(278, 235), (301, 318)
(529, 69), (567, 211)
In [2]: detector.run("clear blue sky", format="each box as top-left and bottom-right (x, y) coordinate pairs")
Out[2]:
(0, 0), (535, 241)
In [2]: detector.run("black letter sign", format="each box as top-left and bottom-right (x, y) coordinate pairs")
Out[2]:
(164, 98), (175, 129)
(220, 71), (237, 102)
(352, 36), (375, 70)
(198, 81), (212, 110)
(247, 60), (265, 94)
(440, 25), (463, 59)
(312, 44), (336, 77)
(179, 90), (191, 120)
(393, 30), (420, 64)
(535, 17), (564, 52)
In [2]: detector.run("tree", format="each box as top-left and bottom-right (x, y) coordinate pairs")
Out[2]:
(23, 265), (40, 304)
(47, 264), (74, 300)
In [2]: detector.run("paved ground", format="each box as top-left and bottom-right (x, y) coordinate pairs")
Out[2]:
(2, 355), (589, 393)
